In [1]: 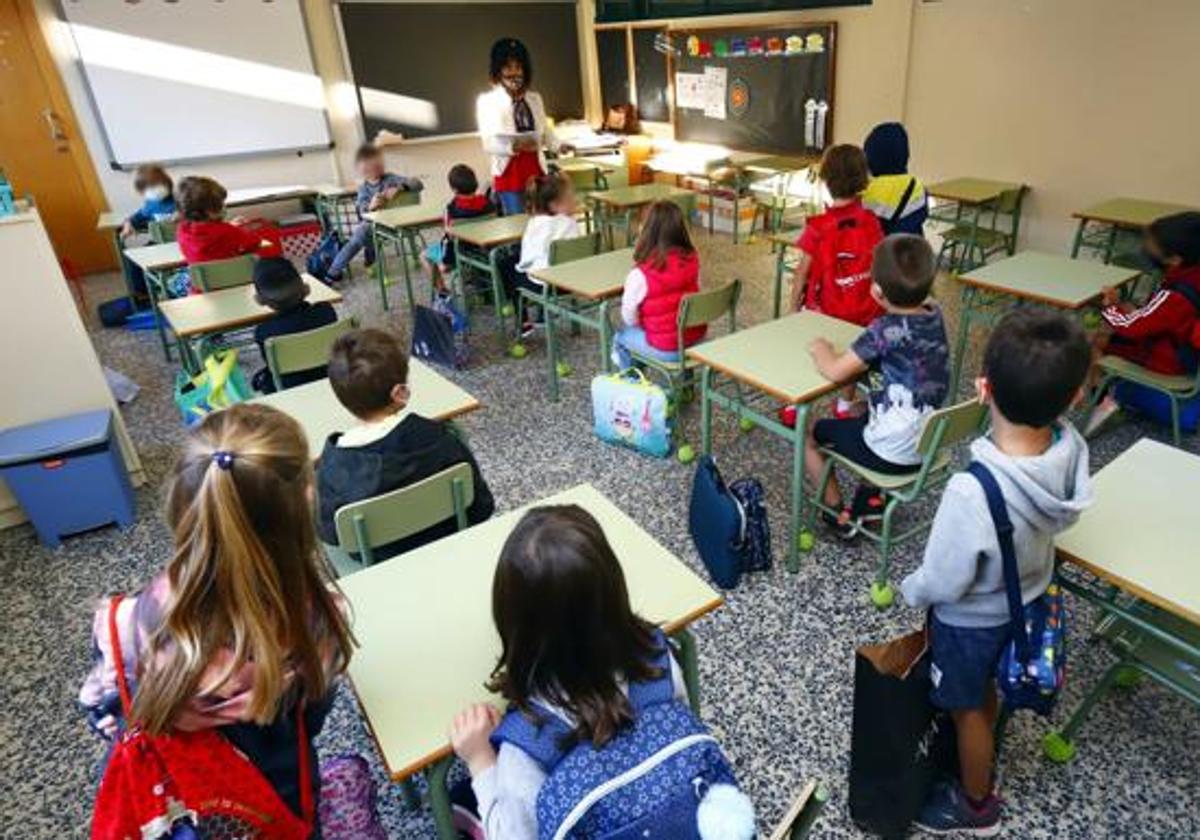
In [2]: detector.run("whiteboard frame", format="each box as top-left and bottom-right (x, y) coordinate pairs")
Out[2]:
(57, 0), (335, 170)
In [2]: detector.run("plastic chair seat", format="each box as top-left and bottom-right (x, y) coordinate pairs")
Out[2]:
(627, 347), (697, 372)
(823, 448), (953, 491)
(939, 224), (1012, 249)
(1099, 355), (1198, 393)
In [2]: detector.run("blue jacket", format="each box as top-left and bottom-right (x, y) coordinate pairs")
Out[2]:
(126, 196), (177, 230)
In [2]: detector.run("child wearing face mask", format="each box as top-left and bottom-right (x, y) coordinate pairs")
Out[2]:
(119, 164), (176, 240)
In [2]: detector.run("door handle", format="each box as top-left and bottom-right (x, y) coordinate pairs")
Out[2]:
(42, 109), (67, 143)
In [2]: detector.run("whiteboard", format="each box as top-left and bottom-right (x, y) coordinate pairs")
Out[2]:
(61, 0), (332, 167)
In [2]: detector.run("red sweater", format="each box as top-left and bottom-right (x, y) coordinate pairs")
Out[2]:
(176, 220), (280, 265)
(1102, 264), (1200, 375)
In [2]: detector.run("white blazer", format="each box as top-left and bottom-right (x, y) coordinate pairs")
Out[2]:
(476, 85), (560, 180)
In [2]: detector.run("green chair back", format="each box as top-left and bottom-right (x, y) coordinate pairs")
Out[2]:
(678, 279), (741, 345)
(916, 399), (988, 458)
(564, 166), (608, 193)
(264, 317), (358, 392)
(549, 232), (603, 266)
(148, 219), (177, 243)
(331, 462), (475, 571)
(382, 190), (422, 209)
(191, 254), (256, 292)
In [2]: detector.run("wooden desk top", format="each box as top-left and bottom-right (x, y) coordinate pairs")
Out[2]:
(959, 251), (1141, 309)
(1072, 197), (1199, 229)
(363, 204), (445, 231)
(528, 248), (634, 300)
(589, 183), (694, 208)
(158, 276), (341, 338)
(445, 214), (528, 247)
(927, 177), (1023, 205)
(124, 241), (185, 272)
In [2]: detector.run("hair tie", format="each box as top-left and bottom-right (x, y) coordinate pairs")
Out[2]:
(211, 451), (235, 471)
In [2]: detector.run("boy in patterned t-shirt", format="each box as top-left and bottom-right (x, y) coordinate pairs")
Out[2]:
(804, 234), (950, 536)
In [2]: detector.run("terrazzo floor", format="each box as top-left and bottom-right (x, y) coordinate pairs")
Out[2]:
(1, 228), (1197, 839)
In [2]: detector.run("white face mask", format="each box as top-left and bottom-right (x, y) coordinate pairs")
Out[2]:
(143, 185), (169, 202)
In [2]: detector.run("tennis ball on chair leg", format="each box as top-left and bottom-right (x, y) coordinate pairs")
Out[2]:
(677, 444), (696, 465)
(509, 344), (527, 359)
(501, 303), (515, 317)
(556, 361), (573, 377)
(797, 530), (815, 552)
(739, 416), (754, 433)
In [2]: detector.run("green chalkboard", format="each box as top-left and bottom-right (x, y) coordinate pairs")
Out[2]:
(670, 23), (836, 156)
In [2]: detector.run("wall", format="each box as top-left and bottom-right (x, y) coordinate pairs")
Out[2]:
(904, 0), (1200, 253)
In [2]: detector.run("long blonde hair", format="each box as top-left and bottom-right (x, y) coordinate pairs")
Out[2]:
(132, 404), (355, 734)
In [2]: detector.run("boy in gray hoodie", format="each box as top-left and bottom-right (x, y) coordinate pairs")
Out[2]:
(902, 310), (1094, 836)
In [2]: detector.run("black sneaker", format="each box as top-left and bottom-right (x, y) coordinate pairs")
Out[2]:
(913, 781), (1001, 836)
(822, 510), (858, 540)
(849, 485), (886, 525)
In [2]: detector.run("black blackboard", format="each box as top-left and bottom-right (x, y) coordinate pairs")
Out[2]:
(596, 29), (631, 110)
(633, 28), (670, 123)
(671, 23), (836, 156)
(339, 1), (584, 140)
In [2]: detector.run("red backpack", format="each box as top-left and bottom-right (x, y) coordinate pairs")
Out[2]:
(92, 595), (314, 840)
(805, 204), (885, 326)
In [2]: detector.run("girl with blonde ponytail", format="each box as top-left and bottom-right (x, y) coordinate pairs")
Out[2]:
(80, 403), (355, 829)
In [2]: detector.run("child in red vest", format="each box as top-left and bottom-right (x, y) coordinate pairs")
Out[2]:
(612, 200), (704, 369)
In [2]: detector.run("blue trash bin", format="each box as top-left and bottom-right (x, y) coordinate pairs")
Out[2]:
(0, 409), (135, 548)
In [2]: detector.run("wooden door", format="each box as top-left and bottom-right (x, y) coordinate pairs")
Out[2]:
(0, 0), (113, 273)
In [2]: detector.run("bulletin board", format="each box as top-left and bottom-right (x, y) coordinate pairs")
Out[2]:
(670, 23), (836, 156)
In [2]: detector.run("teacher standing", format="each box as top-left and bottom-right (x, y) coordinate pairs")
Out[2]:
(476, 37), (569, 215)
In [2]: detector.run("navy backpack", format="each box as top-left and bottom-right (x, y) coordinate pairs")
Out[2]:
(689, 456), (772, 589)
(490, 634), (752, 840)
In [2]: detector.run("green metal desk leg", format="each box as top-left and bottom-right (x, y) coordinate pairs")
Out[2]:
(426, 754), (457, 840)
(543, 289), (560, 401)
(700, 366), (714, 456)
(598, 299), (613, 373)
(1070, 218), (1088, 259)
(145, 268), (173, 362)
(962, 204), (982, 273)
(1043, 661), (1124, 763)
(111, 229), (144, 311)
(773, 247), (787, 320)
(1102, 224), (1119, 265)
(373, 225), (390, 311)
(625, 208), (636, 248)
(399, 229), (416, 313)
(948, 285), (979, 399)
(787, 403), (809, 573)
(672, 627), (701, 716)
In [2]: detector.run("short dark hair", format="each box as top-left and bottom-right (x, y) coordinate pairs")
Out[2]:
(984, 311), (1090, 428)
(448, 164), (479, 196)
(525, 171), (571, 215)
(176, 176), (226, 221)
(328, 328), (409, 419)
(489, 37), (532, 85)
(354, 143), (383, 165)
(488, 505), (661, 749)
(819, 144), (869, 200)
(633, 200), (695, 269)
(133, 164), (172, 195)
(873, 234), (935, 307)
(1147, 211), (1200, 266)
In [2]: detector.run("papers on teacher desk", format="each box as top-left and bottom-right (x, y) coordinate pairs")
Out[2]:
(675, 67), (727, 120)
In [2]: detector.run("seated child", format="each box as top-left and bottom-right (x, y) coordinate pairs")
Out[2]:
(500, 172), (580, 335)
(901, 310), (1093, 836)
(421, 163), (497, 292)
(326, 143), (424, 282)
(792, 144), (885, 419)
(612, 199), (704, 369)
(80, 405), (355, 831)
(118, 163), (177, 301)
(861, 122), (929, 237)
(1086, 211), (1200, 433)
(805, 234), (948, 534)
(316, 328), (494, 559)
(175, 175), (281, 267)
(449, 504), (754, 840)
(251, 257), (338, 394)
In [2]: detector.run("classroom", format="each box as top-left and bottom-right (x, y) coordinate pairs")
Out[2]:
(1, 0), (1198, 837)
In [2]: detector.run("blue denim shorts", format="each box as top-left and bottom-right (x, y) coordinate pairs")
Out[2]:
(928, 613), (1011, 710)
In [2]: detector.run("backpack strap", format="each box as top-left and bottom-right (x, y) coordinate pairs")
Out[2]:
(491, 704), (576, 773)
(626, 629), (677, 712)
(889, 178), (917, 225)
(964, 462), (1031, 660)
(107, 595), (134, 719)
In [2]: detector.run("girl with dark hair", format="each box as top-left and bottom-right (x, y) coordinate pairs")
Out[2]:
(476, 37), (572, 215)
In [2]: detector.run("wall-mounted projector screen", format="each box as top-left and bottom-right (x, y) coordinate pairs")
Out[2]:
(60, 0), (332, 167)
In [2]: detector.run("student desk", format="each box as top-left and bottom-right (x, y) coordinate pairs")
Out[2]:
(688, 311), (862, 571)
(124, 241), (187, 362)
(446, 214), (528, 348)
(158, 277), (341, 375)
(338, 483), (724, 839)
(741, 154), (818, 178)
(363, 204), (445, 313)
(313, 183), (358, 240)
(1070, 197), (1199, 263)
(589, 183), (695, 248)
(527, 248), (634, 399)
(950, 251), (1141, 395)
(644, 158), (750, 242)
(927, 177), (1024, 272)
(1046, 439), (1200, 763)
(96, 210), (145, 309)
(249, 361), (480, 459)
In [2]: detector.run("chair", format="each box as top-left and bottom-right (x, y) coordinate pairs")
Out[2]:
(190, 254), (256, 292)
(372, 189), (426, 285)
(627, 279), (741, 463)
(1082, 355), (1200, 446)
(549, 231), (604, 265)
(809, 398), (987, 608)
(935, 186), (1028, 273)
(563, 165), (609, 232)
(322, 462), (475, 576)
(264, 317), (358, 392)
(148, 218), (177, 243)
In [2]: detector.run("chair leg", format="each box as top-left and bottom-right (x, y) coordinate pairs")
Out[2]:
(871, 499), (900, 609)
(1170, 394), (1182, 447)
(1080, 374), (1114, 431)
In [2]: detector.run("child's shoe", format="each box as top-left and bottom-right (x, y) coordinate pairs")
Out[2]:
(1083, 393), (1121, 438)
(912, 781), (1001, 837)
(849, 484), (885, 526)
(821, 509), (857, 541)
(833, 397), (861, 420)
(778, 405), (798, 428)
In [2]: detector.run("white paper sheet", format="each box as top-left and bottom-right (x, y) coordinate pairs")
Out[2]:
(702, 66), (727, 120)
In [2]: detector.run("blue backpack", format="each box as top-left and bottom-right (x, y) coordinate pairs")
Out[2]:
(966, 462), (1066, 716)
(729, 478), (772, 574)
(689, 457), (772, 589)
(306, 231), (342, 281)
(490, 635), (751, 840)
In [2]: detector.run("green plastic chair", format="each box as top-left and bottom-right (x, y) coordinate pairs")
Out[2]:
(810, 398), (988, 608)
(191, 254), (256, 292)
(148, 218), (177, 243)
(549, 231), (604, 265)
(322, 462), (475, 576)
(1083, 355), (1200, 446)
(563, 166), (609, 232)
(936, 186), (1028, 273)
(627, 279), (741, 463)
(263, 317), (358, 392)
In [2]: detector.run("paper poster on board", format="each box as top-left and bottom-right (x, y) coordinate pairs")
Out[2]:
(702, 66), (727, 119)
